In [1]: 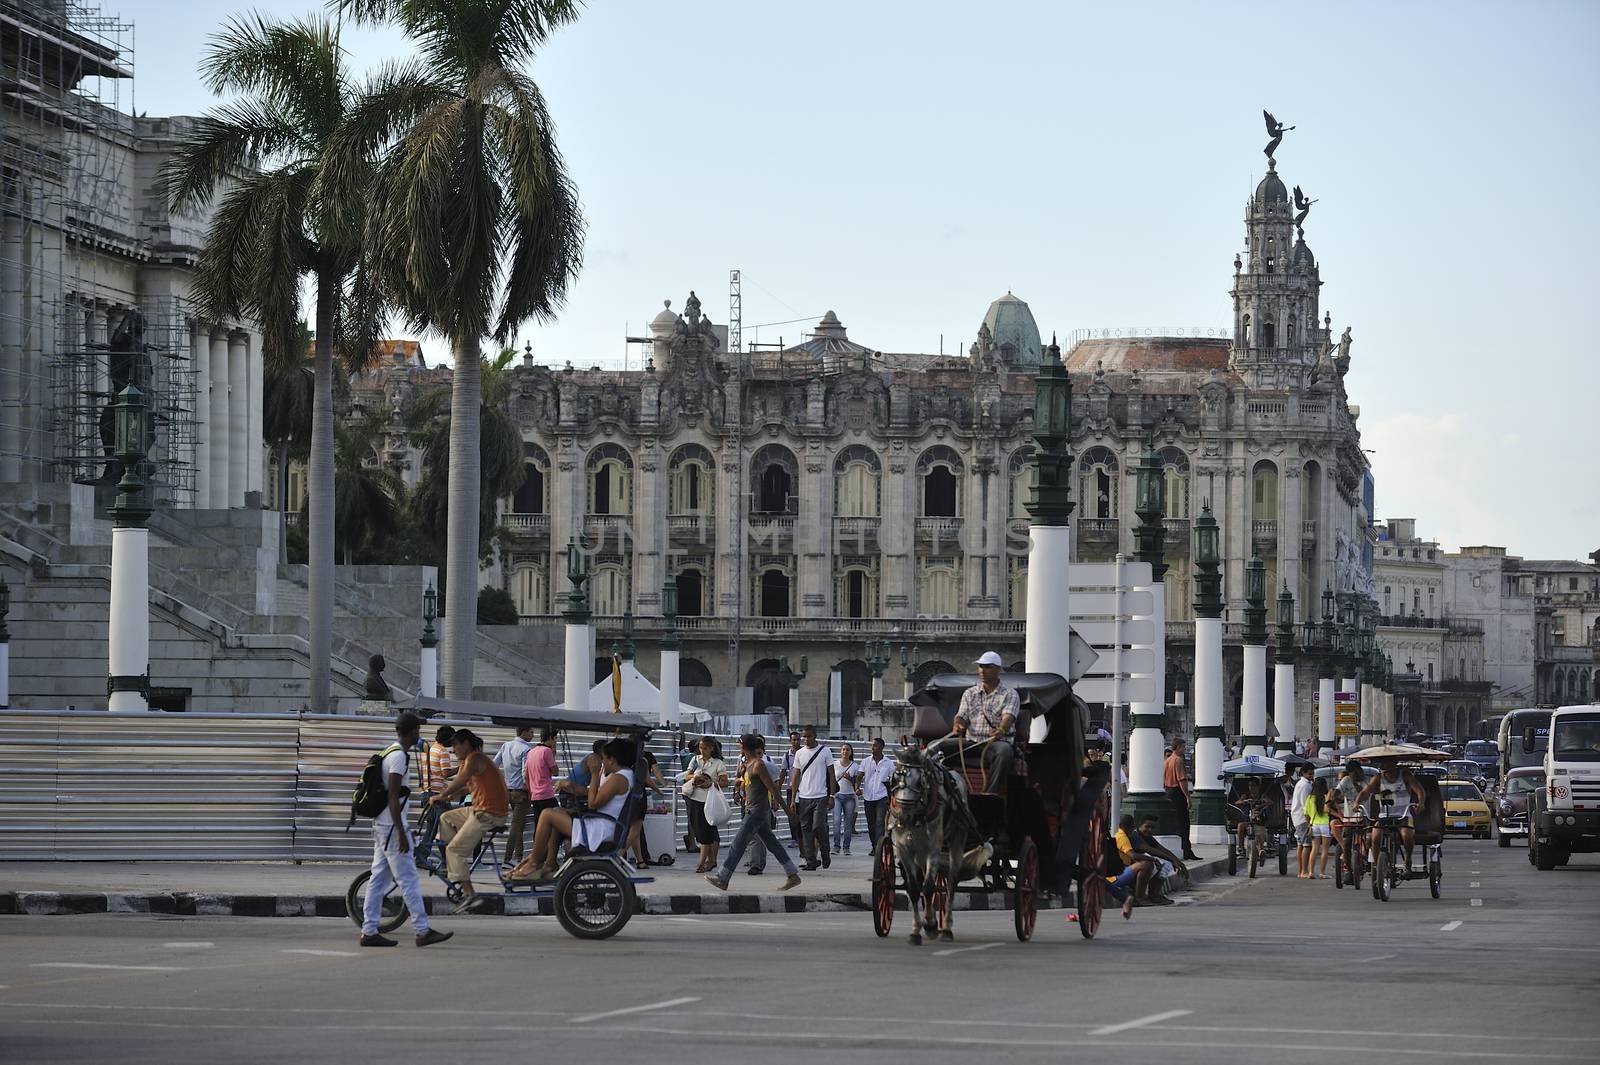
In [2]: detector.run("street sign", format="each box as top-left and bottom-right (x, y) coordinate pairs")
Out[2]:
(1065, 619), (1157, 647)
(1068, 561), (1155, 589)
(1070, 590), (1156, 618)
(1072, 675), (1158, 703)
(1068, 631), (1098, 683)
(1335, 693), (1360, 736)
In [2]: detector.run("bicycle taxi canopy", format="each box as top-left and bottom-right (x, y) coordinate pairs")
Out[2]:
(406, 696), (655, 735)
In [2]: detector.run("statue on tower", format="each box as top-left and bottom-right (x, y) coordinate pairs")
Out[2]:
(1262, 110), (1294, 161)
(1293, 185), (1317, 232)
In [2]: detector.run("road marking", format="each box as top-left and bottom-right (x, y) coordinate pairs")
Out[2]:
(281, 949), (359, 958)
(1357, 953), (1397, 962)
(30, 963), (186, 973)
(1440, 920), (1462, 931)
(1090, 1009), (1193, 1036)
(1469, 881), (1480, 887)
(573, 997), (700, 1024)
(163, 942), (215, 949)
(663, 917), (785, 928)
(933, 942), (1004, 957)
(1470, 898), (1483, 907)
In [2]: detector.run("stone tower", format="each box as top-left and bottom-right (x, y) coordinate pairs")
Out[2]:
(1229, 158), (1328, 390)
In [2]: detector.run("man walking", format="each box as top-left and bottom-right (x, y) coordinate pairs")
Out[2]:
(494, 724), (536, 863)
(360, 712), (452, 948)
(1291, 764), (1315, 878)
(1164, 738), (1201, 860)
(789, 724), (835, 870)
(859, 737), (894, 851)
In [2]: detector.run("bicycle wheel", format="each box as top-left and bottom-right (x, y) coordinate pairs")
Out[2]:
(1227, 838), (1238, 876)
(1278, 836), (1289, 877)
(1334, 844), (1344, 889)
(1248, 838), (1259, 879)
(1375, 848), (1392, 903)
(346, 869), (407, 934)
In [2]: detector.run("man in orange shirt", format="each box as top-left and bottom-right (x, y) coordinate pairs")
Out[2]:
(428, 729), (509, 912)
(1164, 738), (1200, 861)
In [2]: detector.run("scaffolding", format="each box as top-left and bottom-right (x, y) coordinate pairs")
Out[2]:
(1, 0), (196, 507)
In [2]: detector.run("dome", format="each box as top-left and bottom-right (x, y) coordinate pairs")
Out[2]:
(1255, 170), (1288, 205)
(1292, 239), (1315, 267)
(649, 299), (678, 337)
(980, 291), (1043, 366)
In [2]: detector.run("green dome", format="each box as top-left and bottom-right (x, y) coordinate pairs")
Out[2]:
(981, 291), (1042, 366)
(1255, 165), (1288, 205)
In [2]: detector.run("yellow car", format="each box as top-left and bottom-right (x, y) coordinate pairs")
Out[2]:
(1439, 779), (1493, 839)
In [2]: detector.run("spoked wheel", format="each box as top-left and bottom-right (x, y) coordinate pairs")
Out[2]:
(1013, 838), (1039, 942)
(1227, 838), (1238, 876)
(554, 861), (637, 940)
(871, 837), (895, 938)
(925, 872), (949, 937)
(346, 869), (406, 934)
(1077, 788), (1109, 939)
(1375, 849), (1392, 903)
(1428, 851), (1442, 899)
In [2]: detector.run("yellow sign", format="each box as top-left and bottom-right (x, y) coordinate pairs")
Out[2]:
(1335, 697), (1359, 736)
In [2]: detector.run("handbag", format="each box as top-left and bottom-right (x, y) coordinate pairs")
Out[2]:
(703, 782), (732, 827)
(681, 755), (700, 797)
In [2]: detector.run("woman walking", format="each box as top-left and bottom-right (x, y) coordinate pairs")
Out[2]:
(1306, 777), (1333, 879)
(680, 736), (728, 873)
(706, 735), (802, 891)
(832, 744), (860, 856)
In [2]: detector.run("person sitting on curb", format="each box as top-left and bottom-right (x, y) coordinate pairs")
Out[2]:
(1133, 815), (1189, 903)
(1113, 813), (1161, 906)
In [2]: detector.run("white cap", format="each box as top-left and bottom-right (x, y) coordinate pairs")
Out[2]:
(974, 651), (1003, 667)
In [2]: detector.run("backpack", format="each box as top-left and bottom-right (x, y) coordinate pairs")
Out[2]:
(348, 742), (408, 829)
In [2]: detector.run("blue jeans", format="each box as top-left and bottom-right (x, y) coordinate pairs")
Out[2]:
(717, 809), (800, 880)
(832, 794), (858, 852)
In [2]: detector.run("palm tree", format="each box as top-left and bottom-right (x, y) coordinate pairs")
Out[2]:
(164, 15), (383, 712)
(340, 0), (584, 697)
(333, 408), (404, 564)
(262, 359), (313, 565)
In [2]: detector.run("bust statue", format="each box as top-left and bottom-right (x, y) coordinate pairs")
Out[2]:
(364, 654), (393, 702)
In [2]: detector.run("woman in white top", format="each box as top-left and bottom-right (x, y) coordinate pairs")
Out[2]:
(512, 738), (637, 883)
(832, 744), (860, 856)
(679, 736), (729, 873)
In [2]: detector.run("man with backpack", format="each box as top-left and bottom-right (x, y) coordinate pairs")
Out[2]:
(357, 712), (452, 947)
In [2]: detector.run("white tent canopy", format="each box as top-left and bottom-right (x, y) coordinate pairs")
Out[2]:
(583, 660), (714, 724)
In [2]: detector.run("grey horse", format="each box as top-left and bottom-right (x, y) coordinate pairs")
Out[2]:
(886, 747), (991, 944)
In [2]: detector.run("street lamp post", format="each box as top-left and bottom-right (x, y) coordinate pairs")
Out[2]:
(108, 384), (154, 712)
(659, 577), (680, 727)
(561, 539), (592, 712)
(1240, 554), (1270, 757)
(781, 655), (808, 729)
(900, 643), (920, 700)
(418, 582), (439, 698)
(865, 640), (890, 703)
(1125, 449), (1172, 837)
(1319, 587), (1338, 751)
(1273, 583), (1296, 754)
(1190, 503), (1227, 843)
(1023, 336), (1075, 709)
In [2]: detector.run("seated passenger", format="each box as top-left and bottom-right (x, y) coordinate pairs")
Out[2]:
(511, 738), (636, 883)
(927, 652), (1017, 793)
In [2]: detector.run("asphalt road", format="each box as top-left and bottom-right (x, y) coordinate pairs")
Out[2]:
(2, 844), (1596, 1065)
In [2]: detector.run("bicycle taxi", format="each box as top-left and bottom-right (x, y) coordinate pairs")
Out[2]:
(1348, 743), (1451, 902)
(1220, 754), (1295, 878)
(347, 698), (655, 940)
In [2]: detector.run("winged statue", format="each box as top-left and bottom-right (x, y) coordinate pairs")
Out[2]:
(1263, 110), (1294, 160)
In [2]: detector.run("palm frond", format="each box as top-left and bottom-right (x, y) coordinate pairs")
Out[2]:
(162, 102), (302, 213)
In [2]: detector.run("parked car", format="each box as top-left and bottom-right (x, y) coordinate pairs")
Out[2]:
(1493, 766), (1544, 847)
(1464, 739), (1500, 782)
(1439, 779), (1492, 839)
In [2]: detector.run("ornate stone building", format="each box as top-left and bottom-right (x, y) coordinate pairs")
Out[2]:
(430, 145), (1379, 729)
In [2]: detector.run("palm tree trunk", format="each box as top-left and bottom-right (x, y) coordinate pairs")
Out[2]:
(307, 280), (336, 712)
(276, 444), (290, 567)
(442, 336), (481, 698)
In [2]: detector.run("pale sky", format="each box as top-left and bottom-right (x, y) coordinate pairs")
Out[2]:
(108, 0), (1598, 561)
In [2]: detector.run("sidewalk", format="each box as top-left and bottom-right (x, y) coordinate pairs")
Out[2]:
(0, 845), (1230, 918)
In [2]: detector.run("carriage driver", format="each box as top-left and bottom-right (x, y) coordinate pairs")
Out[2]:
(929, 652), (1018, 793)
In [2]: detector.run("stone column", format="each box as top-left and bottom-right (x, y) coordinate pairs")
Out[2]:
(419, 641), (439, 700)
(1125, 452), (1171, 841)
(798, 455), (828, 618)
(1319, 673), (1337, 753)
(0, 214), (24, 483)
(565, 620), (591, 711)
(1190, 505), (1227, 843)
(190, 322), (210, 507)
(108, 524), (150, 712)
(227, 331), (248, 508)
(1240, 555), (1269, 757)
(659, 645), (680, 727)
(208, 329), (230, 508)
(247, 334), (264, 503)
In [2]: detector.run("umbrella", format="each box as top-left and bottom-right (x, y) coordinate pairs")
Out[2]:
(1349, 743), (1453, 762)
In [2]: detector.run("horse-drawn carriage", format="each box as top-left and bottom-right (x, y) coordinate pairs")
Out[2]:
(871, 673), (1111, 944)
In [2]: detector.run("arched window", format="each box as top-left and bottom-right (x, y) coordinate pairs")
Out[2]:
(513, 464), (545, 514)
(836, 566), (877, 619)
(1078, 447), (1118, 520)
(1251, 460), (1278, 522)
(669, 444), (716, 516)
(747, 659), (786, 714)
(759, 568), (791, 618)
(587, 443), (632, 517)
(592, 562), (630, 615)
(917, 446), (963, 518)
(750, 444), (797, 515)
(833, 445), (881, 518)
(919, 561), (961, 617)
(1159, 447), (1189, 520)
(510, 562), (546, 615)
(675, 568), (705, 617)
(1009, 447), (1036, 519)
(1262, 320), (1277, 347)
(1242, 313), (1251, 344)
(680, 658), (714, 688)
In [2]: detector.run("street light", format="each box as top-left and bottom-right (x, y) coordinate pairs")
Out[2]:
(0, 571), (10, 709)
(1276, 582), (1296, 657)
(1192, 503), (1223, 616)
(107, 383), (154, 711)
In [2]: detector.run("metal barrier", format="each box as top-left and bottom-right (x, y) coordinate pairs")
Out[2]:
(0, 710), (865, 862)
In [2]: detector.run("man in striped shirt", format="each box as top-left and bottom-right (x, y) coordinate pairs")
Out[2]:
(420, 726), (459, 798)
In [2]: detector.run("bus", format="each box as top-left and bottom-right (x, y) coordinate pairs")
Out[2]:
(1497, 708), (1552, 779)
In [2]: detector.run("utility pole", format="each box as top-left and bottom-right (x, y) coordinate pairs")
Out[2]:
(728, 269), (745, 710)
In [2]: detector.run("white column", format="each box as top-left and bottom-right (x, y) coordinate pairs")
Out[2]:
(1274, 660), (1296, 753)
(419, 644), (438, 699)
(1318, 675), (1337, 752)
(191, 323), (210, 507)
(247, 337), (264, 501)
(1024, 525), (1072, 742)
(208, 330), (230, 508)
(1241, 643), (1268, 757)
(829, 668), (842, 735)
(564, 620), (591, 711)
(108, 526), (150, 712)
(658, 646), (680, 727)
(227, 332), (247, 508)
(870, 673), (884, 702)
(1127, 581), (1174, 850)
(788, 684), (801, 729)
(1192, 615), (1226, 843)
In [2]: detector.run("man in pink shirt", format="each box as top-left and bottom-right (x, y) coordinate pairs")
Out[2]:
(523, 723), (561, 837)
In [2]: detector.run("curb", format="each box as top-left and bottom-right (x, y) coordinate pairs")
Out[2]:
(0, 858), (1228, 919)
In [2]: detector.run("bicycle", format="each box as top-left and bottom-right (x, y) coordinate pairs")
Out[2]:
(1332, 815), (1368, 890)
(1370, 797), (1409, 902)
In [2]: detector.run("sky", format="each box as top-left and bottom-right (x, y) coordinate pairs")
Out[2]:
(107, 0), (1598, 561)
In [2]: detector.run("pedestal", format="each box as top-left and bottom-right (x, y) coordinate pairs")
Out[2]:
(1191, 614), (1226, 843)
(1124, 582), (1174, 845)
(564, 622), (591, 711)
(1241, 642), (1268, 757)
(1273, 661), (1295, 753)
(658, 647), (680, 727)
(1318, 675), (1336, 751)
(107, 526), (150, 713)
(419, 644), (438, 699)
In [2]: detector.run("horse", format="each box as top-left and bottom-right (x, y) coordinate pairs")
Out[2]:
(886, 747), (991, 945)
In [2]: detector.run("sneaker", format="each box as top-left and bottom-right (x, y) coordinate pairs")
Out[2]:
(746, 867), (765, 876)
(781, 874), (802, 890)
(802, 861), (820, 872)
(414, 929), (454, 947)
(705, 874), (730, 891)
(821, 854), (831, 869)
(359, 933), (397, 947)
(450, 894), (484, 915)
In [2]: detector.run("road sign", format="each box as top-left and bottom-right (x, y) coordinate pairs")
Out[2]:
(1072, 676), (1158, 704)
(1066, 619), (1157, 647)
(1335, 694), (1360, 736)
(1069, 590), (1156, 618)
(1068, 561), (1155, 589)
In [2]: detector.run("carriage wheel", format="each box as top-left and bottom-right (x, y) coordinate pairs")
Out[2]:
(1077, 788), (1108, 939)
(871, 837), (895, 938)
(554, 861), (637, 940)
(1013, 837), (1039, 942)
(926, 872), (949, 935)
(1248, 838), (1259, 879)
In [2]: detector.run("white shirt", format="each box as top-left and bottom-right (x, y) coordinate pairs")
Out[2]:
(791, 743), (833, 799)
(835, 759), (859, 797)
(372, 745), (410, 829)
(1290, 776), (1314, 825)
(859, 754), (894, 802)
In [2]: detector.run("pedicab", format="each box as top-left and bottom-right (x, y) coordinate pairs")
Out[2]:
(871, 672), (1108, 943)
(1348, 743), (1452, 901)
(1220, 754), (1294, 878)
(346, 698), (655, 940)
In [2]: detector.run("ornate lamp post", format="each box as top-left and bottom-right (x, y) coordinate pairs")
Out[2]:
(561, 538), (592, 712)
(1273, 583), (1297, 754)
(1318, 587), (1338, 750)
(1125, 449), (1172, 834)
(780, 654), (809, 728)
(1190, 503), (1226, 841)
(900, 642), (921, 700)
(0, 573), (11, 709)
(658, 577), (679, 727)
(418, 582), (440, 699)
(1023, 335), (1074, 686)
(108, 384), (154, 712)
(1240, 554), (1270, 757)
(865, 639), (891, 703)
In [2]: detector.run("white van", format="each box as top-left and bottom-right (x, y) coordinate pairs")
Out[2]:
(1528, 704), (1600, 871)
